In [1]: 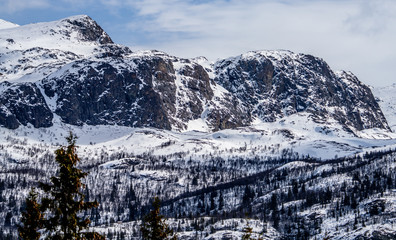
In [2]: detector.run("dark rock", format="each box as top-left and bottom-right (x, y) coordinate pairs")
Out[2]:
(180, 64), (214, 100)
(206, 93), (251, 131)
(94, 45), (133, 59)
(0, 105), (19, 129)
(42, 57), (175, 129)
(3, 49), (390, 133)
(215, 57), (274, 105)
(62, 15), (113, 44)
(0, 82), (53, 128)
(335, 71), (389, 131)
(39, 51), (252, 131)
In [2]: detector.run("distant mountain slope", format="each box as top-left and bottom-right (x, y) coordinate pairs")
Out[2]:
(1, 125), (396, 240)
(373, 84), (396, 132)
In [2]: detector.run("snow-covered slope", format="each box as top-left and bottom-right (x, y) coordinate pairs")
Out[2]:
(373, 84), (396, 132)
(2, 124), (396, 239)
(0, 19), (19, 30)
(0, 15), (111, 55)
(0, 15), (112, 83)
(1, 114), (395, 164)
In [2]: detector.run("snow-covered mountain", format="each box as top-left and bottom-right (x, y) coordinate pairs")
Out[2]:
(0, 15), (390, 136)
(1, 15), (396, 240)
(0, 15), (112, 84)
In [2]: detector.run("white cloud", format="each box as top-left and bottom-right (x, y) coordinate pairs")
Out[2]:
(123, 0), (396, 87)
(0, 0), (50, 13)
(345, 0), (396, 36)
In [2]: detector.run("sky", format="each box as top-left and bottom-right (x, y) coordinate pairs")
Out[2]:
(1, 0), (396, 87)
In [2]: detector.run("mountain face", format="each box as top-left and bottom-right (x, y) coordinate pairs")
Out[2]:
(0, 15), (389, 134)
(36, 50), (249, 131)
(215, 52), (389, 132)
(0, 82), (53, 129)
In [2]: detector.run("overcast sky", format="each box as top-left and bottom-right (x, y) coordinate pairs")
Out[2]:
(1, 0), (396, 87)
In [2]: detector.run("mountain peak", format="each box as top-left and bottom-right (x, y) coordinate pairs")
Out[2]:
(61, 14), (91, 21)
(0, 15), (113, 56)
(0, 15), (115, 84)
(59, 15), (113, 45)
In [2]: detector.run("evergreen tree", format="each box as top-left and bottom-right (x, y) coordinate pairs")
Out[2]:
(140, 197), (177, 240)
(269, 193), (279, 229)
(4, 211), (12, 226)
(241, 221), (263, 240)
(242, 224), (253, 240)
(39, 132), (104, 240)
(218, 191), (224, 210)
(18, 188), (43, 240)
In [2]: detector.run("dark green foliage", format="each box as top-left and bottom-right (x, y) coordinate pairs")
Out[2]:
(242, 225), (253, 240)
(141, 197), (177, 240)
(39, 132), (104, 240)
(18, 188), (43, 240)
(241, 221), (263, 240)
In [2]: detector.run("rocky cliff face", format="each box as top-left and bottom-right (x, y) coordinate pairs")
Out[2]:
(38, 49), (249, 131)
(0, 82), (53, 129)
(214, 51), (389, 132)
(0, 15), (390, 133)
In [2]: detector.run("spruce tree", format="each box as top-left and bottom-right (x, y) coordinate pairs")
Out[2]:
(242, 224), (253, 240)
(140, 197), (177, 240)
(241, 221), (263, 240)
(40, 132), (104, 240)
(18, 188), (43, 240)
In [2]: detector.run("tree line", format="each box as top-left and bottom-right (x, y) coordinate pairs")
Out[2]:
(14, 132), (396, 239)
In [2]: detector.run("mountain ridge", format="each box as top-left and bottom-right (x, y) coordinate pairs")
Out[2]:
(0, 15), (390, 135)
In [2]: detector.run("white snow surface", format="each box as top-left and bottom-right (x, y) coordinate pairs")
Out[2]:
(0, 19), (19, 30)
(373, 84), (396, 132)
(0, 15), (107, 83)
(0, 15), (99, 55)
(1, 111), (396, 164)
(93, 218), (280, 240)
